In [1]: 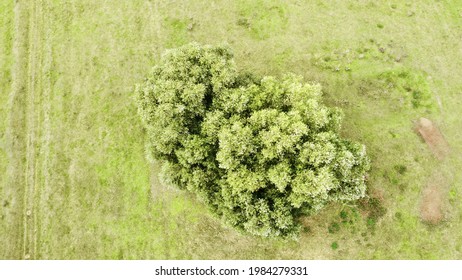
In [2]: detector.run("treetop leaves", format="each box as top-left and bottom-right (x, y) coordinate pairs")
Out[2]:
(136, 43), (370, 238)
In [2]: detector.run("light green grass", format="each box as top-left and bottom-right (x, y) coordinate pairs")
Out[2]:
(1, 0), (461, 259)
(0, 0), (15, 258)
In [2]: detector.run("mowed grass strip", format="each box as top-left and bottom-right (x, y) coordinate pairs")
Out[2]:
(0, 0), (15, 259)
(23, 0), (45, 260)
(2, 0), (29, 259)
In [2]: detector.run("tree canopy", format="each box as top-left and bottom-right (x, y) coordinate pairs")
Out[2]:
(136, 43), (370, 238)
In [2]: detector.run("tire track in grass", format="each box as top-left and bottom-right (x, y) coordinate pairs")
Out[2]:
(38, 0), (53, 260)
(31, 0), (51, 259)
(32, 0), (49, 260)
(23, 0), (38, 260)
(5, 0), (29, 259)
(23, 0), (46, 259)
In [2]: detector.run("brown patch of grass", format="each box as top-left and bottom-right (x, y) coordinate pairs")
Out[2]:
(420, 184), (443, 224)
(420, 172), (447, 225)
(414, 117), (450, 160)
(357, 196), (386, 231)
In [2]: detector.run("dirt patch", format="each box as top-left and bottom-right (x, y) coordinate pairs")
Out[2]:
(414, 117), (450, 160)
(420, 172), (447, 224)
(370, 188), (385, 201)
(420, 184), (443, 224)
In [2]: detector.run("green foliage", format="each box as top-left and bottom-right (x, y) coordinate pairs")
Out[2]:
(340, 210), (348, 220)
(449, 187), (457, 204)
(137, 43), (370, 238)
(328, 222), (340, 234)
(359, 197), (387, 230)
(393, 164), (407, 175)
(378, 68), (434, 109)
(237, 0), (288, 40)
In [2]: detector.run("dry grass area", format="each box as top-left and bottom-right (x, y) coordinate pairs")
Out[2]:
(420, 172), (447, 224)
(414, 118), (451, 224)
(414, 118), (450, 160)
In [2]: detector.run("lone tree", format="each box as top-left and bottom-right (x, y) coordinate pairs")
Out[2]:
(136, 43), (370, 238)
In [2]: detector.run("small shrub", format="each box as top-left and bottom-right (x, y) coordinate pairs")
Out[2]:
(449, 187), (457, 203)
(236, 18), (250, 28)
(398, 183), (407, 192)
(367, 197), (387, 219)
(340, 210), (348, 220)
(328, 222), (340, 233)
(331, 242), (339, 250)
(358, 196), (386, 230)
(394, 164), (407, 175)
(367, 217), (377, 229)
(303, 226), (312, 233)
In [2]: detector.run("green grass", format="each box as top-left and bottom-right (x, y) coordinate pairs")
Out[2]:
(0, 0), (14, 257)
(1, 0), (461, 259)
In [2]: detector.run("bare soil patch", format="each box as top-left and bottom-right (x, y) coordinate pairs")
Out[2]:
(420, 184), (443, 224)
(420, 172), (447, 224)
(414, 117), (450, 160)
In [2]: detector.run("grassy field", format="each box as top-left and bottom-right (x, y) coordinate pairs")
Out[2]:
(1, 0), (461, 259)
